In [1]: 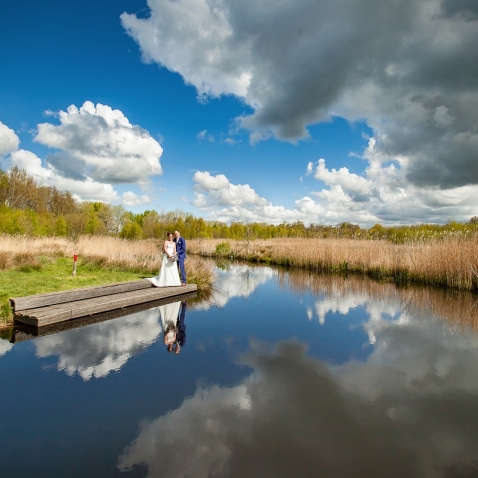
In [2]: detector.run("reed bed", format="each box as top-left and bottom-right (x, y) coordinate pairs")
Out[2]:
(0, 235), (213, 282)
(189, 236), (478, 291)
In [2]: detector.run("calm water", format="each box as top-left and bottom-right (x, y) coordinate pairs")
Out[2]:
(1, 262), (478, 478)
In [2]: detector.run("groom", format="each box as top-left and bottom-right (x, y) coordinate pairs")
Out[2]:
(174, 230), (187, 286)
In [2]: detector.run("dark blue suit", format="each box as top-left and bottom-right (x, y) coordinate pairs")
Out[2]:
(176, 301), (187, 347)
(174, 236), (187, 284)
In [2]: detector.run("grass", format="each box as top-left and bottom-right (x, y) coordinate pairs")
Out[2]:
(188, 236), (478, 291)
(0, 235), (215, 326)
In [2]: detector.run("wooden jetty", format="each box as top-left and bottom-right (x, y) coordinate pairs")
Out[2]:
(10, 280), (197, 327)
(11, 291), (197, 343)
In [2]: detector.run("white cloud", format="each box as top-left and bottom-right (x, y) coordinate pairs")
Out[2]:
(0, 121), (19, 156)
(1, 104), (163, 204)
(35, 101), (163, 183)
(121, 0), (252, 100)
(305, 141), (478, 225)
(9, 149), (120, 203)
(123, 0), (478, 222)
(309, 158), (373, 196)
(194, 171), (268, 208)
(197, 129), (215, 142)
(223, 137), (239, 145)
(193, 159), (478, 226)
(122, 190), (151, 207)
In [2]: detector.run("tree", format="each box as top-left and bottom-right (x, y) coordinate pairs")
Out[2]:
(120, 221), (143, 240)
(55, 216), (68, 236)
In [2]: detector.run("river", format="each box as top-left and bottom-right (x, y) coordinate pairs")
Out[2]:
(1, 261), (478, 477)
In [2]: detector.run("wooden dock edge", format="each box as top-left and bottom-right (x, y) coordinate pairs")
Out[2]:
(10, 279), (154, 312)
(11, 291), (197, 343)
(12, 283), (197, 327)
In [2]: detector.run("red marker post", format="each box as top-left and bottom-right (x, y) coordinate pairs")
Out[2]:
(72, 253), (78, 276)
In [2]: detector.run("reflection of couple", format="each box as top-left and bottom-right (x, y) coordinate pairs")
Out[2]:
(148, 230), (187, 287)
(160, 300), (187, 354)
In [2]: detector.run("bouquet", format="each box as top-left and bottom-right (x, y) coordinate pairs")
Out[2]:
(169, 253), (178, 262)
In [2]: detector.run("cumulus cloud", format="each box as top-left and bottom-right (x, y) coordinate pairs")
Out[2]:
(193, 171), (268, 208)
(192, 147), (477, 226)
(9, 149), (120, 203)
(193, 171), (323, 223)
(188, 170), (375, 225)
(1, 103), (163, 204)
(305, 140), (478, 224)
(0, 121), (19, 156)
(122, 191), (151, 207)
(192, 170), (328, 224)
(35, 101), (163, 183)
(123, 0), (478, 219)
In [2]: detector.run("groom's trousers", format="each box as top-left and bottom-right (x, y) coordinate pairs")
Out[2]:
(178, 257), (187, 284)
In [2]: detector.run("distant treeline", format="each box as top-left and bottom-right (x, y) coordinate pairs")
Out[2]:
(1, 166), (477, 242)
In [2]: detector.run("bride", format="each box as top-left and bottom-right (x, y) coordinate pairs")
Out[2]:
(147, 232), (182, 287)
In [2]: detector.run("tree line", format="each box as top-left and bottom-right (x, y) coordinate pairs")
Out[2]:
(1, 167), (477, 242)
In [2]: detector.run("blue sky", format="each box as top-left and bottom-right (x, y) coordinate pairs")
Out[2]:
(1, 0), (477, 226)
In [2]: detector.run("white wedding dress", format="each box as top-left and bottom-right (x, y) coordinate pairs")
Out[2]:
(147, 242), (181, 287)
(159, 301), (181, 343)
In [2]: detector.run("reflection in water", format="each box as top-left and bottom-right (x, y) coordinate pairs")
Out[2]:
(3, 262), (478, 477)
(119, 340), (478, 478)
(194, 264), (277, 309)
(160, 300), (187, 354)
(280, 269), (478, 336)
(34, 307), (165, 380)
(33, 299), (190, 379)
(0, 338), (13, 357)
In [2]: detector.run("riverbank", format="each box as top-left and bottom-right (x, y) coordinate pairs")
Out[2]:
(188, 237), (478, 291)
(0, 235), (215, 326)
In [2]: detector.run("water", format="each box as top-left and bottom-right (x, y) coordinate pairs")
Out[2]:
(1, 262), (478, 477)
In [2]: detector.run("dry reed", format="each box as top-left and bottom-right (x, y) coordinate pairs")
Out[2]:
(189, 236), (478, 291)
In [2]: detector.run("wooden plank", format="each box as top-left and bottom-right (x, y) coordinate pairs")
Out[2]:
(10, 279), (154, 311)
(11, 292), (197, 343)
(14, 307), (72, 327)
(14, 284), (197, 327)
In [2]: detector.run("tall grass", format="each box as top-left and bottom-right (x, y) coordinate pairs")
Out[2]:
(188, 236), (478, 291)
(0, 235), (213, 280)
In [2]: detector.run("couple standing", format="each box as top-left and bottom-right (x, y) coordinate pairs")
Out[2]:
(148, 230), (187, 287)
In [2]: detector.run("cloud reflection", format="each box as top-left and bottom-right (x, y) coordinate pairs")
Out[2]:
(194, 264), (277, 309)
(0, 339), (13, 357)
(119, 334), (478, 477)
(34, 307), (164, 380)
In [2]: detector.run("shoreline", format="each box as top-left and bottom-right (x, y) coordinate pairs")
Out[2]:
(188, 237), (478, 292)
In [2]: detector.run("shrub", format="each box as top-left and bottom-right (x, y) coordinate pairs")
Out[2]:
(215, 241), (232, 256)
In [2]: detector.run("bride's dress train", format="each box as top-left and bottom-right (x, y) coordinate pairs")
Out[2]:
(147, 243), (181, 287)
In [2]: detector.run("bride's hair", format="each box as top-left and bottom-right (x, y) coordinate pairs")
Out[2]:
(166, 231), (173, 237)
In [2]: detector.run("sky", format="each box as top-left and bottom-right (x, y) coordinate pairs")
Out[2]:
(0, 0), (477, 227)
